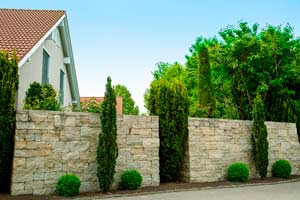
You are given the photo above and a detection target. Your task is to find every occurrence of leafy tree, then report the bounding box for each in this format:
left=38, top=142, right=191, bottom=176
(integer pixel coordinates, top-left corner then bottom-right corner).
left=162, top=62, right=185, bottom=81
left=24, top=82, right=61, bottom=111
left=152, top=62, right=171, bottom=80
left=197, top=44, right=216, bottom=117
left=97, top=77, right=118, bottom=192
left=145, top=21, right=300, bottom=136
left=218, top=22, right=300, bottom=121
left=115, top=84, right=139, bottom=115
left=144, top=62, right=185, bottom=112
left=149, top=79, right=189, bottom=182
left=185, top=37, right=238, bottom=119
left=252, top=94, right=268, bottom=178
left=0, top=51, right=18, bottom=192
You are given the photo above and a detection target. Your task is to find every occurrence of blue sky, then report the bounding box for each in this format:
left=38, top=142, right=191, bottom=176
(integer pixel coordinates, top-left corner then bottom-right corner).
left=2, top=1, right=300, bottom=112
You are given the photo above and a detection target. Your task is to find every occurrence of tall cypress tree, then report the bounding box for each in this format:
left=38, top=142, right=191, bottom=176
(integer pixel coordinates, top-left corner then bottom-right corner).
left=252, top=94, right=269, bottom=178
left=0, top=51, right=18, bottom=192
left=198, top=45, right=215, bottom=118
left=149, top=79, right=189, bottom=182
left=96, top=77, right=118, bottom=192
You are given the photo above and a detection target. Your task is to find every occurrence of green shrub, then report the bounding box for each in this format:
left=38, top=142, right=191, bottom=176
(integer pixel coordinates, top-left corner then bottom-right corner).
left=24, top=82, right=61, bottom=111
left=56, top=174, right=81, bottom=197
left=80, top=97, right=102, bottom=113
left=252, top=94, right=269, bottom=179
left=227, top=162, right=249, bottom=182
left=0, top=51, right=18, bottom=192
left=272, top=160, right=292, bottom=178
left=148, top=79, right=189, bottom=182
left=120, top=169, right=143, bottom=190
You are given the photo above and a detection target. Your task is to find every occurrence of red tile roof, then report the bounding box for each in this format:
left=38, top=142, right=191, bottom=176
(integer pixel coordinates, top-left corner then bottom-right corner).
left=80, top=97, right=123, bottom=115
left=0, top=9, right=65, bottom=61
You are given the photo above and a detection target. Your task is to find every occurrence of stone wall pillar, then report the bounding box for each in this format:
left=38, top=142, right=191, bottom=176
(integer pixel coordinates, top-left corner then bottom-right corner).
left=182, top=118, right=300, bottom=183
left=11, top=111, right=159, bottom=195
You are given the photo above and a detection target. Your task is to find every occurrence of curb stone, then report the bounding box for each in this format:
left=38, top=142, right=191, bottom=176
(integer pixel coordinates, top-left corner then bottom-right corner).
left=73, top=178, right=300, bottom=200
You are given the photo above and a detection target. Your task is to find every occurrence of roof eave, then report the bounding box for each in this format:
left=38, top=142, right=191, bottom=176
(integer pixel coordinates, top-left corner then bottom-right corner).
left=59, top=16, right=81, bottom=110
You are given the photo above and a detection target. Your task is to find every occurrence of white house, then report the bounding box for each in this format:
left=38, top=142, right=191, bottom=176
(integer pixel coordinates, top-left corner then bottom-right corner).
left=0, top=9, right=80, bottom=109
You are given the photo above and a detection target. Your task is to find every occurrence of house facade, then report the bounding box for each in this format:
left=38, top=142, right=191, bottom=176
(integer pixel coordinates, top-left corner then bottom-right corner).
left=0, top=9, right=80, bottom=109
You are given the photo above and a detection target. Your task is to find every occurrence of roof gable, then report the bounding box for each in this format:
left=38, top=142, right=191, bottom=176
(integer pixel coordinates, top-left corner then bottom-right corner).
left=0, top=9, right=65, bottom=61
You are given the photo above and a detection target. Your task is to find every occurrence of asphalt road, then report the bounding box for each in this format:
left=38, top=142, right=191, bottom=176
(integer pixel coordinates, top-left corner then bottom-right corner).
left=89, top=181, right=300, bottom=200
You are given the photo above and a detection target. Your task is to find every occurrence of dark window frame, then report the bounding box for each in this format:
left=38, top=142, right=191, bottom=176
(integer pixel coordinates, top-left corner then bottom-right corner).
left=42, top=49, right=50, bottom=84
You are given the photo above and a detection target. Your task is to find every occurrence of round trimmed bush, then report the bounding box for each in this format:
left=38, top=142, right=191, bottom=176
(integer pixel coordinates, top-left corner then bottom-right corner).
left=227, top=162, right=249, bottom=182
left=272, top=160, right=292, bottom=178
left=120, top=169, right=143, bottom=190
left=56, top=174, right=81, bottom=197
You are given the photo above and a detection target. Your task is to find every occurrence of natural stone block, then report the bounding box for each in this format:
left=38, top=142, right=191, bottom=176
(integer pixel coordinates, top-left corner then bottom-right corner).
left=81, top=127, right=98, bottom=137
left=60, top=127, right=80, bottom=141
left=13, top=158, right=25, bottom=169
left=16, top=112, right=29, bottom=122
left=63, top=115, right=76, bottom=126
left=35, top=121, right=54, bottom=130
left=33, top=172, right=45, bottom=181
left=11, top=183, right=24, bottom=190
left=62, top=151, right=80, bottom=160
left=25, top=181, right=45, bottom=190
left=11, top=189, right=33, bottom=195
left=15, top=149, right=51, bottom=158
left=16, top=122, right=36, bottom=129
left=54, top=115, right=62, bottom=127
left=26, top=157, right=45, bottom=169
left=33, top=188, right=52, bottom=195
left=44, top=171, right=65, bottom=181
left=12, top=171, right=33, bottom=182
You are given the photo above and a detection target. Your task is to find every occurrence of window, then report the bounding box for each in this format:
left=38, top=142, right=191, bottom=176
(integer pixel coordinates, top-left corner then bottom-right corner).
left=59, top=69, right=65, bottom=105
left=42, top=50, right=50, bottom=84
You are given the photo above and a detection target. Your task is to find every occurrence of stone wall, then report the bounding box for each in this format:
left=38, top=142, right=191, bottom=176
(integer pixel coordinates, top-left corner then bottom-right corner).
left=182, top=118, right=300, bottom=183
left=11, top=111, right=300, bottom=195
left=11, top=110, right=159, bottom=195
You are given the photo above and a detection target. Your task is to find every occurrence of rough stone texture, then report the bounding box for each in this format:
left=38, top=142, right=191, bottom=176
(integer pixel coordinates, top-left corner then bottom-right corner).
left=11, top=111, right=300, bottom=195
left=182, top=118, right=300, bottom=183
left=11, top=110, right=159, bottom=195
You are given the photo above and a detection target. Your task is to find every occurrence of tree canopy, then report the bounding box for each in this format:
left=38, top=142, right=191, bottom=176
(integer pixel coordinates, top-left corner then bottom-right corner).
left=145, top=22, right=300, bottom=132
left=115, top=84, right=139, bottom=115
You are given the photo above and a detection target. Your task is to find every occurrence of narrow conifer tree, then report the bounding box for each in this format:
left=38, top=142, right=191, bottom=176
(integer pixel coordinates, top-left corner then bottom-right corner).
left=0, top=51, right=18, bottom=192
left=198, top=45, right=216, bottom=117
left=96, top=77, right=118, bottom=192
left=252, top=94, right=269, bottom=178
left=149, top=79, right=189, bottom=182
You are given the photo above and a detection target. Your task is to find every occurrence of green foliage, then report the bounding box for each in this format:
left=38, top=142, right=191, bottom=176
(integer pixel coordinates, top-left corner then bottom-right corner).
left=81, top=97, right=102, bottom=113
left=97, top=77, right=118, bottom=192
left=24, top=82, right=61, bottom=111
left=227, top=163, right=249, bottom=182
left=120, top=169, right=143, bottom=190
left=115, top=84, right=139, bottom=115
left=149, top=79, right=189, bottom=182
left=152, top=62, right=171, bottom=80
left=56, top=174, right=81, bottom=197
left=145, top=62, right=186, bottom=113
left=218, top=22, right=300, bottom=121
left=272, top=160, right=292, bottom=178
left=145, top=22, right=300, bottom=133
left=0, top=51, right=18, bottom=192
left=252, top=94, right=269, bottom=178
left=197, top=44, right=216, bottom=117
